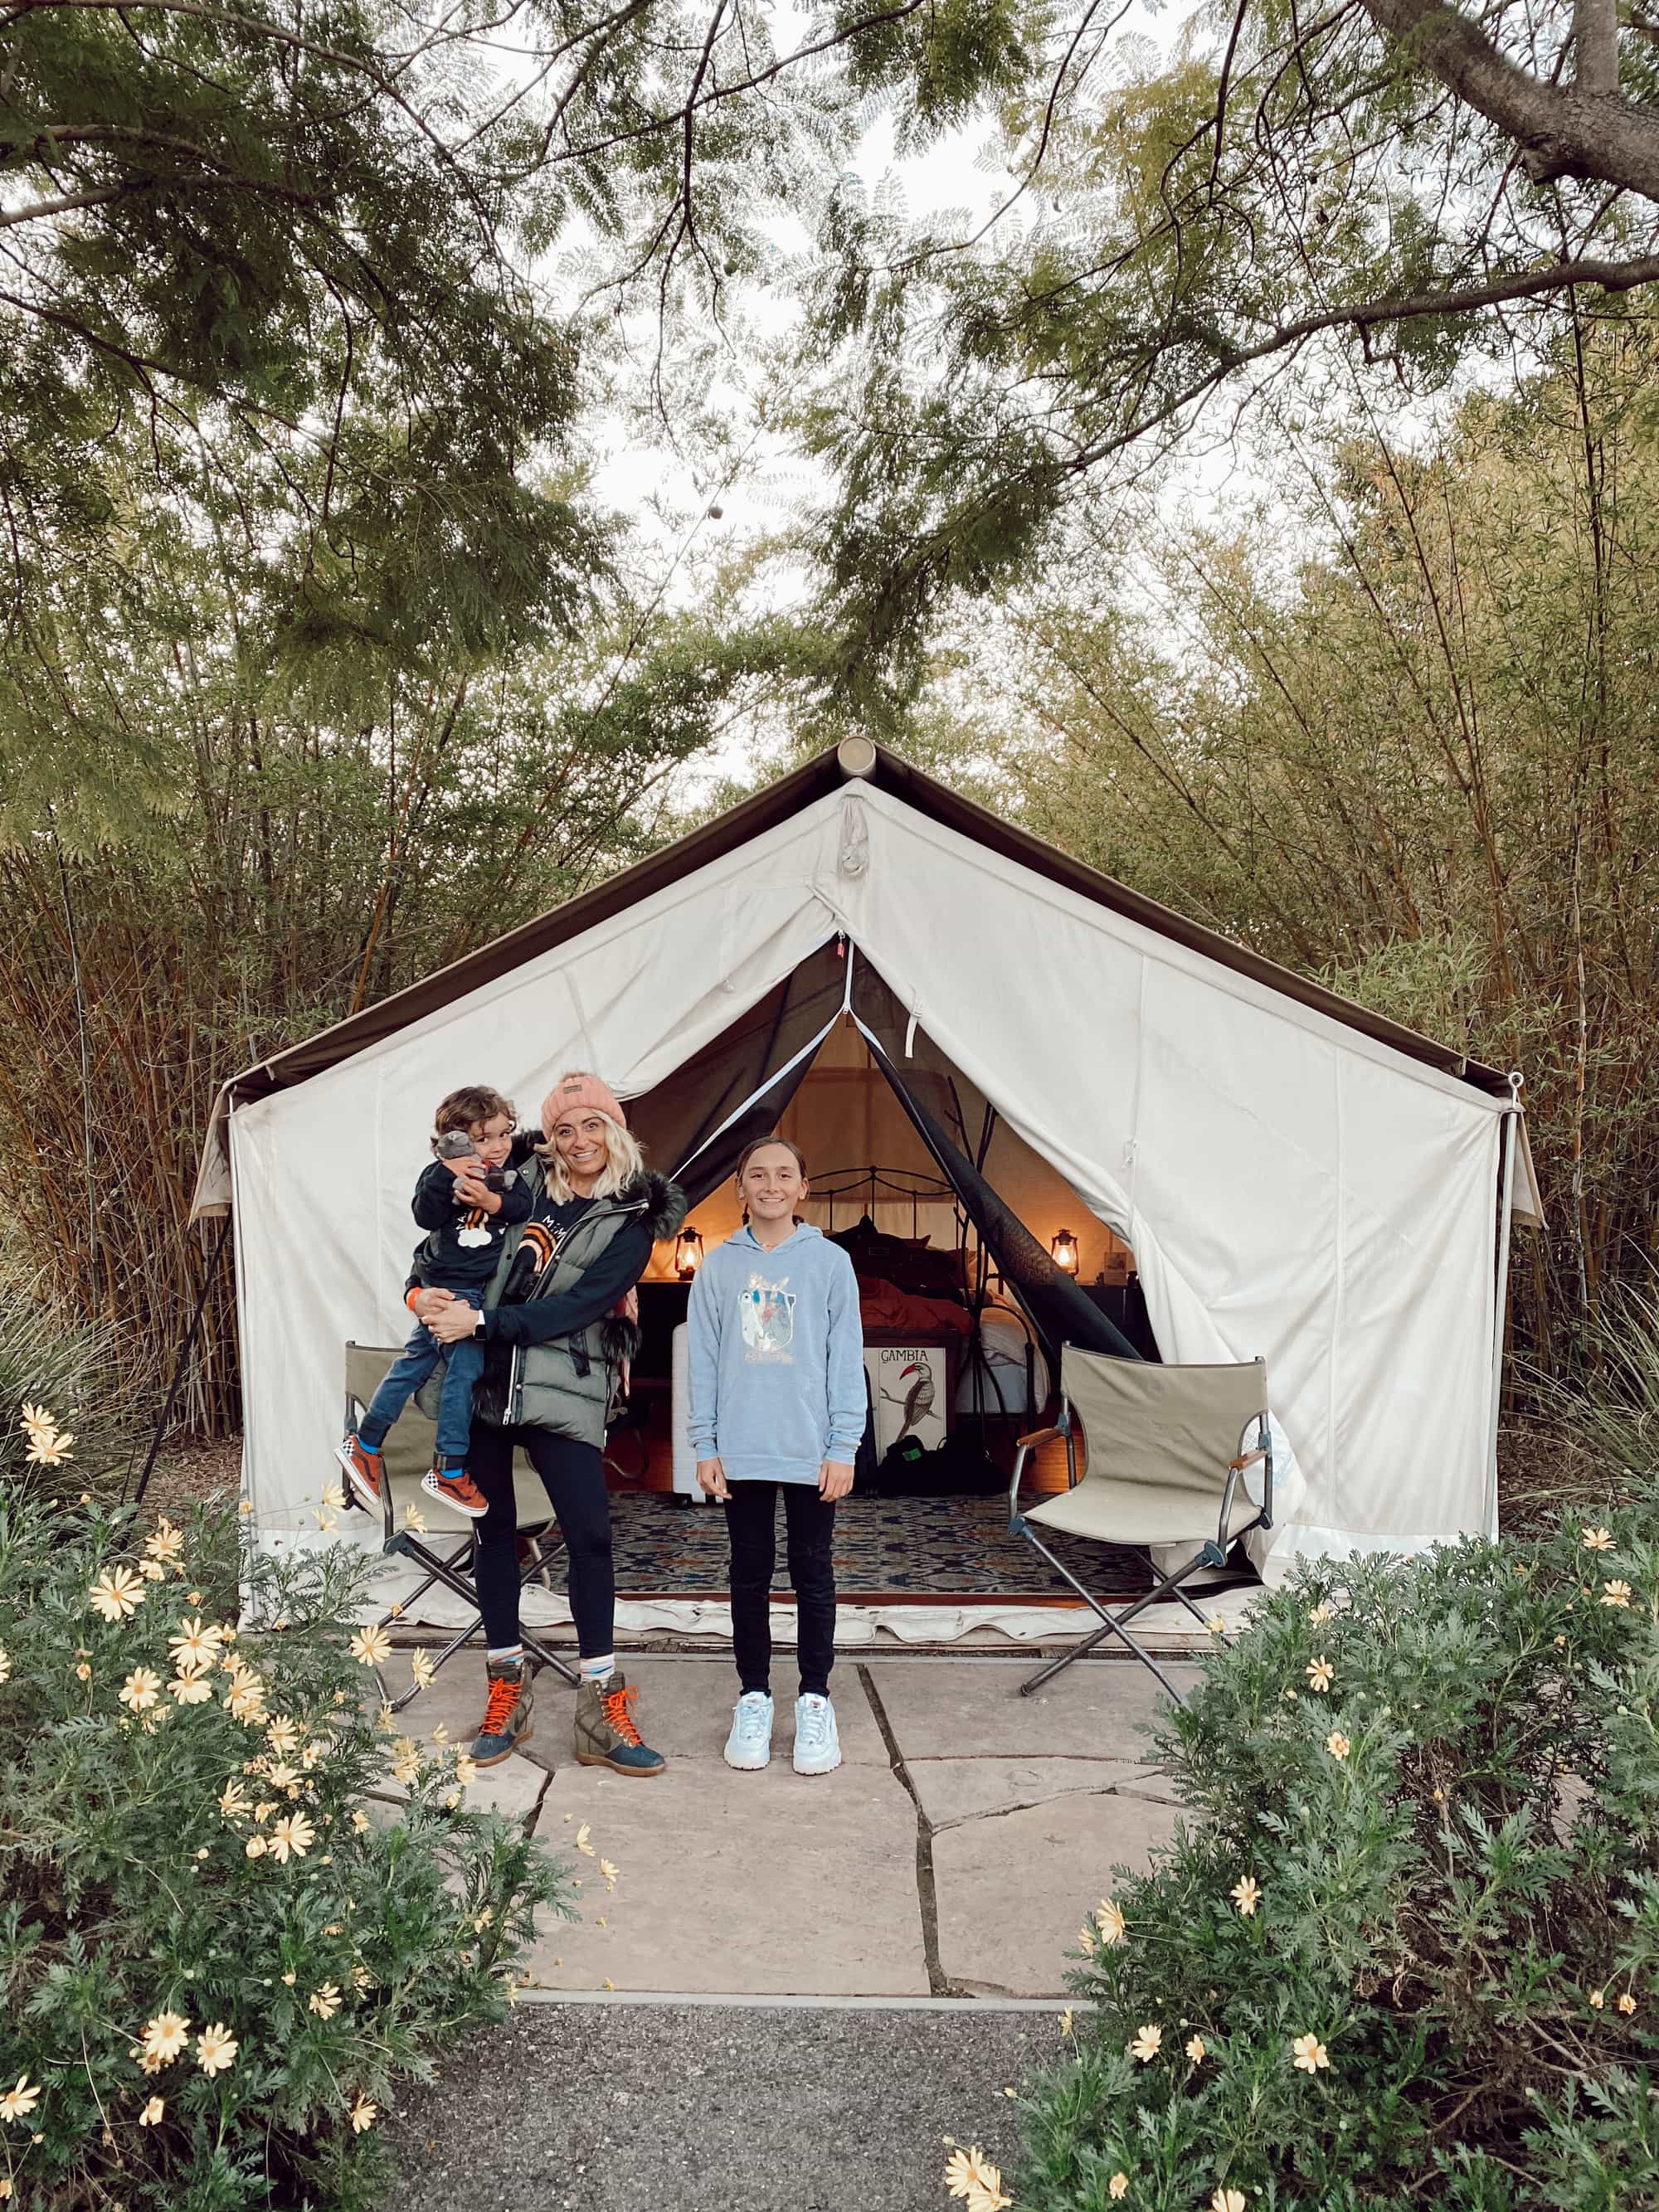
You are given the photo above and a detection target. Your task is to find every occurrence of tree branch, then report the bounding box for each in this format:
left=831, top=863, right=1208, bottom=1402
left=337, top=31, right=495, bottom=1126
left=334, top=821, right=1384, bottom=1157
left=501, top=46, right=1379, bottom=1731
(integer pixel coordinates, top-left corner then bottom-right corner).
left=1073, top=250, right=1659, bottom=470
left=1572, top=0, right=1619, bottom=96
left=1360, top=0, right=1652, bottom=192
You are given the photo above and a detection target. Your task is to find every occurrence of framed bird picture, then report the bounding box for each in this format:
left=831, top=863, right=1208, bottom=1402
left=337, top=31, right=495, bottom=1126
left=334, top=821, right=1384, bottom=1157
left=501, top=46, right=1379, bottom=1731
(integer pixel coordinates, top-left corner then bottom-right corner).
left=864, top=1336, right=956, bottom=1456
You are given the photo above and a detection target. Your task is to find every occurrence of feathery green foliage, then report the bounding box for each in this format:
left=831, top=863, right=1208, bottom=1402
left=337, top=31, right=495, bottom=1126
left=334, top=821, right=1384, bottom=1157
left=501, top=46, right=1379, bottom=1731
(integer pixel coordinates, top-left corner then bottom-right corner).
left=1012, top=1478, right=1659, bottom=2206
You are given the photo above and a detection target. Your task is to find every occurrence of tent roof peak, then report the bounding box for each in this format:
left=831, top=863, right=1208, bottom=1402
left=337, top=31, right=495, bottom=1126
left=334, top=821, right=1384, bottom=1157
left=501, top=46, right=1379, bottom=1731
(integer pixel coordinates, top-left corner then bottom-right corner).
left=210, top=738, right=1509, bottom=1116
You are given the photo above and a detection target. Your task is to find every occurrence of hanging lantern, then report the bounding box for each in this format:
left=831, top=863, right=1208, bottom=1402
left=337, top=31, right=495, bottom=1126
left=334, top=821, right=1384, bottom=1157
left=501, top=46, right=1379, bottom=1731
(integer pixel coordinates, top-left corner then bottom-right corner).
left=676, top=1228, right=704, bottom=1280
left=1050, top=1228, right=1079, bottom=1276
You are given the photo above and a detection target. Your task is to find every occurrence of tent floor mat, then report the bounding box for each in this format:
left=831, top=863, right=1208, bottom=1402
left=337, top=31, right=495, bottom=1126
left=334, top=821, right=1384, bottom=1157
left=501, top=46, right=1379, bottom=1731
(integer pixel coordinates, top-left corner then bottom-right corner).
left=604, top=1489, right=1155, bottom=1602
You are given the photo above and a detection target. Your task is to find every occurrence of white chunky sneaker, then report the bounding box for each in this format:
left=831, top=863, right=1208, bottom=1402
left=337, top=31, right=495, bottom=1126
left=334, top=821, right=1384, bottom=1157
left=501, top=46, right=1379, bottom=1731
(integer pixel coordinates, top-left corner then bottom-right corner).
left=792, top=1693, right=841, bottom=1777
left=723, top=1690, right=774, bottom=1770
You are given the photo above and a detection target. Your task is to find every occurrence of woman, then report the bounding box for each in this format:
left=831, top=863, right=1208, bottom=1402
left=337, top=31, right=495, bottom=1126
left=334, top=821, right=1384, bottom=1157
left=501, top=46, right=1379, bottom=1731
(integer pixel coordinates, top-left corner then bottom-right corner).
left=417, top=1070, right=684, bottom=1774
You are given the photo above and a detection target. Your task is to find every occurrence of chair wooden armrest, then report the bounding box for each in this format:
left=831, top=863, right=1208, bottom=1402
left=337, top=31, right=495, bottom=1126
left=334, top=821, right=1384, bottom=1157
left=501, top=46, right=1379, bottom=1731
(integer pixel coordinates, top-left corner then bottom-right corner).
left=1228, top=1447, right=1267, bottom=1472
left=1016, top=1425, right=1065, bottom=1452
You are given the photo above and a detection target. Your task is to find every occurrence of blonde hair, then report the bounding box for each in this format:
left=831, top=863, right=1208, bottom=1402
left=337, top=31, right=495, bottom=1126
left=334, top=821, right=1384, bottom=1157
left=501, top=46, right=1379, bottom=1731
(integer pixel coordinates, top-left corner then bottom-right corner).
left=537, top=1113, right=645, bottom=1203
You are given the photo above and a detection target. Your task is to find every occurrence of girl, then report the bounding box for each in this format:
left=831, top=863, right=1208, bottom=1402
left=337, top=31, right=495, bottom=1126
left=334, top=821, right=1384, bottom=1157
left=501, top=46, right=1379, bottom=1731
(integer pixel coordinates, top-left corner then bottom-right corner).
left=688, top=1135, right=865, bottom=1775
left=420, top=1070, right=684, bottom=1774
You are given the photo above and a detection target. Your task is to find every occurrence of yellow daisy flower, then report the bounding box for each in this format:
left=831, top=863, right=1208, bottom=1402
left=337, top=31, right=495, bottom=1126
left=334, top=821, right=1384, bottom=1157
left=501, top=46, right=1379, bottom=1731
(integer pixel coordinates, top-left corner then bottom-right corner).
left=349, top=1625, right=392, bottom=1667
left=1580, top=1526, right=1614, bottom=1551
left=119, top=1668, right=163, bottom=1713
left=144, top=1519, right=185, bottom=1564
left=1292, top=2032, right=1331, bottom=2073
left=139, top=2094, right=165, bottom=2126
left=139, top=2012, right=191, bottom=2066
left=1096, top=1897, right=1126, bottom=1945
left=1230, top=1876, right=1262, bottom=1917
left=268, top=1811, right=316, bottom=1864
left=1107, top=2177, right=1128, bottom=2201
left=1129, top=2024, right=1162, bottom=2063
left=0, top=2077, right=41, bottom=2124
left=89, top=1566, right=146, bottom=1622
left=350, top=2093, right=377, bottom=2133
left=1306, top=1655, right=1335, bottom=1693
left=1326, top=1732, right=1351, bottom=1760
left=1186, top=2035, right=1207, bottom=2061
left=169, top=1617, right=224, bottom=1673
left=195, top=2025, right=237, bottom=2076
left=308, top=1984, right=343, bottom=2020
left=1601, top=1581, right=1632, bottom=1609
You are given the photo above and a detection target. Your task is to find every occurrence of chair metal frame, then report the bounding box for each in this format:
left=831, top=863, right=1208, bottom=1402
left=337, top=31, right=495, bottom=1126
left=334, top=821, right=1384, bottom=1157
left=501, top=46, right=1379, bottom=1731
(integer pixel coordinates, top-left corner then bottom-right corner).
left=1008, top=1349, right=1272, bottom=1704
left=341, top=1362, right=580, bottom=1714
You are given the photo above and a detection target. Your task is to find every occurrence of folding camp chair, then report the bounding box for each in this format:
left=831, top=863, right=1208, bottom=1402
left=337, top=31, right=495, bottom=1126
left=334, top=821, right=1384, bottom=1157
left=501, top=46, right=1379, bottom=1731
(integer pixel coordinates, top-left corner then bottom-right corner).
left=342, top=1343, right=579, bottom=1713
left=1008, top=1347, right=1272, bottom=1704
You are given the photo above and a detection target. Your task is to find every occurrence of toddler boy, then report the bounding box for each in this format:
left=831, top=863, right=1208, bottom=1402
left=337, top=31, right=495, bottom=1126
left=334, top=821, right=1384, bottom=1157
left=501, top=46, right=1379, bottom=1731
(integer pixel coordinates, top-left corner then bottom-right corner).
left=337, top=1085, right=531, bottom=1519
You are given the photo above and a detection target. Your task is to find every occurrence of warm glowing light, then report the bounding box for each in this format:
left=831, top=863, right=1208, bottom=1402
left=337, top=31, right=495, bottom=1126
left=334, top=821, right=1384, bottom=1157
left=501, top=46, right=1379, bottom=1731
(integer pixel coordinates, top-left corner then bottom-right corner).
left=676, top=1228, right=704, bottom=1280
left=1050, top=1228, right=1079, bottom=1275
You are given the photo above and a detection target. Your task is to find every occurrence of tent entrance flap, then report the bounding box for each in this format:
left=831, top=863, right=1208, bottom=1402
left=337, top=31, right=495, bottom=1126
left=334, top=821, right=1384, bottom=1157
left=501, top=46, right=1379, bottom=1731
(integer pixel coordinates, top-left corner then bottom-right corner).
left=844, top=961, right=1141, bottom=1373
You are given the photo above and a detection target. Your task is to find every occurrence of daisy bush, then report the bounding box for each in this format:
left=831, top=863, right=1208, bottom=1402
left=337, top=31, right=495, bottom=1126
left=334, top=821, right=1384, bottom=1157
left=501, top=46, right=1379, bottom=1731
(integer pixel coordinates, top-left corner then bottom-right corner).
left=0, top=1455, right=571, bottom=2210
left=1006, top=1479, right=1659, bottom=2210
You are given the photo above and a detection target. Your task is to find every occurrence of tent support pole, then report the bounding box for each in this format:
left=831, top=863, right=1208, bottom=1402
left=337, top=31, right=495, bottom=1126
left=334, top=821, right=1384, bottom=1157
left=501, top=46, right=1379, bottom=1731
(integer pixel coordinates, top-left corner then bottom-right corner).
left=129, top=1218, right=231, bottom=1509
left=1485, top=1092, right=1520, bottom=1539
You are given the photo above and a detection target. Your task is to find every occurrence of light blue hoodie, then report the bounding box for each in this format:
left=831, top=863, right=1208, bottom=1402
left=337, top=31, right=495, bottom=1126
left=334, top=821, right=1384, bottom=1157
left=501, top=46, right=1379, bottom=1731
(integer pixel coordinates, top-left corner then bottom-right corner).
left=685, top=1222, right=866, bottom=1485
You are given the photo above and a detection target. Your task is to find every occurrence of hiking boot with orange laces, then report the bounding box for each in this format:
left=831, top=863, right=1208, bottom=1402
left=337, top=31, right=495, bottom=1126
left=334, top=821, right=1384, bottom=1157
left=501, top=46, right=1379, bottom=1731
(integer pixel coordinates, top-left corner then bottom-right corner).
left=470, top=1657, right=533, bottom=1767
left=421, top=1461, right=489, bottom=1520
left=574, top=1670, right=665, bottom=1777
left=335, top=1433, right=384, bottom=1511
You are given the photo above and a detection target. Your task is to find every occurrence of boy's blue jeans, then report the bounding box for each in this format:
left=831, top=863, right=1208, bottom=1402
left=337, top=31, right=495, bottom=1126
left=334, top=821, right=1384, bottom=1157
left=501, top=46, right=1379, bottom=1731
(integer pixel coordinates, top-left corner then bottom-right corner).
left=358, top=1305, right=484, bottom=1461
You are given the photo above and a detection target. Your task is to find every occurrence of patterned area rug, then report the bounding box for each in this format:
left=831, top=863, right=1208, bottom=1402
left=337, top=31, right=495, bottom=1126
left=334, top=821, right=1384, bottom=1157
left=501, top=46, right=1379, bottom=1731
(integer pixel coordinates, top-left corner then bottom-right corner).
left=607, top=1490, right=1153, bottom=1602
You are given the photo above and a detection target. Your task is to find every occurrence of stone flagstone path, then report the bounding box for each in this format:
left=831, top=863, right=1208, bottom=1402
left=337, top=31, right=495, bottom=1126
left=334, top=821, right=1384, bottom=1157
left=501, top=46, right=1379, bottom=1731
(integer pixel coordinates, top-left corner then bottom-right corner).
left=377, top=1650, right=1197, bottom=1998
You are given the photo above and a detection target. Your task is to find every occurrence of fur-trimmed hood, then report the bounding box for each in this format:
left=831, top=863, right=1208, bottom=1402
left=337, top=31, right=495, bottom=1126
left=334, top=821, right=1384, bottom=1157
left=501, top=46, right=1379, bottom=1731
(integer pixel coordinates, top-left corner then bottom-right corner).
left=597, top=1171, right=687, bottom=1369
left=616, top=1169, right=687, bottom=1244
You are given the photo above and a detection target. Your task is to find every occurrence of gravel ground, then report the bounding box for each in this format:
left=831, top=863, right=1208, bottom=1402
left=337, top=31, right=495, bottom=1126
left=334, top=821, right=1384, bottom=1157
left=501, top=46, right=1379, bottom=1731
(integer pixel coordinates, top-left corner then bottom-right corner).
left=128, top=1434, right=242, bottom=1524
left=385, top=2003, right=1052, bottom=2212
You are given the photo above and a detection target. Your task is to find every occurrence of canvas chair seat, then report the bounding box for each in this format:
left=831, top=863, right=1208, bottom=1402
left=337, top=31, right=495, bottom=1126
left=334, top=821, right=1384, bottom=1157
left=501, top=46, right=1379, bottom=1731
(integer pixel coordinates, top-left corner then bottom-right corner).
left=1025, top=1476, right=1263, bottom=1551
left=1010, top=1346, right=1272, bottom=1704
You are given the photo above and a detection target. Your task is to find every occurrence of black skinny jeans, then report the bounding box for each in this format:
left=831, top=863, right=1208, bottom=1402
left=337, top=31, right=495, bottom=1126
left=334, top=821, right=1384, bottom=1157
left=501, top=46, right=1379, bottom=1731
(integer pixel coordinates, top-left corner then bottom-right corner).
left=467, top=1424, right=614, bottom=1660
left=724, top=1479, right=837, bottom=1700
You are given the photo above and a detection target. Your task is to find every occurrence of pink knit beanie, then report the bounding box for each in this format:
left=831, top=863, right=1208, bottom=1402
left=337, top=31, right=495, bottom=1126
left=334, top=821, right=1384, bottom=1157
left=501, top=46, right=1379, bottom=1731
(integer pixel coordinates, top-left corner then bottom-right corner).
left=541, top=1069, right=628, bottom=1138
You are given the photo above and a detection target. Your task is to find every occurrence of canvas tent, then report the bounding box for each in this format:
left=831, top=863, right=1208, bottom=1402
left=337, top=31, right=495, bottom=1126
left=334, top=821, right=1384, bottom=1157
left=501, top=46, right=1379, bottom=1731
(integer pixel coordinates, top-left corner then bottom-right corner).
left=192, top=738, right=1538, bottom=1585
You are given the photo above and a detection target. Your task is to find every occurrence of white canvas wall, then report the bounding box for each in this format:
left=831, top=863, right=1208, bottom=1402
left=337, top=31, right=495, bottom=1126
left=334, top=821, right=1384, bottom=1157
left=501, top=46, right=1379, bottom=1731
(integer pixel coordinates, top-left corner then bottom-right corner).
left=226, top=778, right=1513, bottom=1582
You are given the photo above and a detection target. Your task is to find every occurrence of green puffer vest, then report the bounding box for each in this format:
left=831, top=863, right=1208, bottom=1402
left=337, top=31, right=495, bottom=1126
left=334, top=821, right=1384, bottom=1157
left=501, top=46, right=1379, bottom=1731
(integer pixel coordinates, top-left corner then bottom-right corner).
left=467, top=1160, right=684, bottom=1447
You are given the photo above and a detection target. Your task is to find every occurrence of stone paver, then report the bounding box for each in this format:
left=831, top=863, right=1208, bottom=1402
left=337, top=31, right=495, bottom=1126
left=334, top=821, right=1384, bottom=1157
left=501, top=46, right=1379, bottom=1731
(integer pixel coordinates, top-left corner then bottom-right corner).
left=907, top=1755, right=1147, bottom=1830
left=932, top=1791, right=1185, bottom=1996
left=868, top=1657, right=1197, bottom=1763
left=369, top=1647, right=1197, bottom=2003
left=522, top=1757, right=929, bottom=1996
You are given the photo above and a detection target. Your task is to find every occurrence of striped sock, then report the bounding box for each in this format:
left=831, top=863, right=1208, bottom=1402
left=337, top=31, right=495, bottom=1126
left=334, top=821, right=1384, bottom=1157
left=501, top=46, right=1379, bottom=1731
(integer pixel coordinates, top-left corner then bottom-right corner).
left=579, top=1654, right=615, bottom=1685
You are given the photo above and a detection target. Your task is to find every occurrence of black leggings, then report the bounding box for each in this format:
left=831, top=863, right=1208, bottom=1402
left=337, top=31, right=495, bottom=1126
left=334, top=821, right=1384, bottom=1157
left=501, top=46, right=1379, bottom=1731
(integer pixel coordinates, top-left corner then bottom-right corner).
left=468, top=1425, right=614, bottom=1660
left=725, top=1479, right=837, bottom=1700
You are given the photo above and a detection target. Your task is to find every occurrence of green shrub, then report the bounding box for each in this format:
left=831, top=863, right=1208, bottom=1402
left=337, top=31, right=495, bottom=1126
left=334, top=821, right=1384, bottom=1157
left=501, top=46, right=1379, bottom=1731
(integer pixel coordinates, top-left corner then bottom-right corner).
left=0, top=1456, right=571, bottom=2210
left=1010, top=1489, right=1659, bottom=2210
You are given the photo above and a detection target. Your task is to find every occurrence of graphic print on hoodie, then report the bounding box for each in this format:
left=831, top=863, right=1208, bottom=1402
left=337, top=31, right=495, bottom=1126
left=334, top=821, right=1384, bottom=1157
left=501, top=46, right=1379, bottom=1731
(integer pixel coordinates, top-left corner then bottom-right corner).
left=686, top=1222, right=866, bottom=1484
left=739, top=1272, right=796, bottom=1359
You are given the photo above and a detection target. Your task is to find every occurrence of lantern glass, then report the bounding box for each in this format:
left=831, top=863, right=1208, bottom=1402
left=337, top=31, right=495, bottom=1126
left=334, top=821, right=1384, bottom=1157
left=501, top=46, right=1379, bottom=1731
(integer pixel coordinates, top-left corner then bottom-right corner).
left=1050, top=1228, right=1078, bottom=1275
left=676, top=1228, right=703, bottom=1280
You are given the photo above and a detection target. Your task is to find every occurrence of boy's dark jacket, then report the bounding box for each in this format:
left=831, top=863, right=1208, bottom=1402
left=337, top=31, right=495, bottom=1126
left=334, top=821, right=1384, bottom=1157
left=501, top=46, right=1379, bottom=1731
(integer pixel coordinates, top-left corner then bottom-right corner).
left=408, top=1159, right=533, bottom=1296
